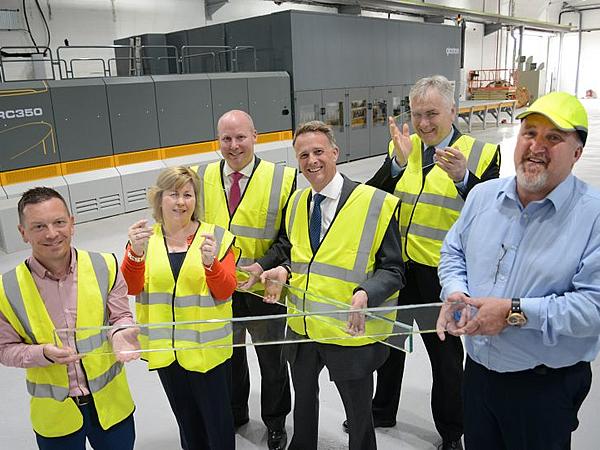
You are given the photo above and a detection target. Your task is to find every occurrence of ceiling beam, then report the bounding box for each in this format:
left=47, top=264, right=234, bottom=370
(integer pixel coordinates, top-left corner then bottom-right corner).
left=269, top=0, right=572, bottom=33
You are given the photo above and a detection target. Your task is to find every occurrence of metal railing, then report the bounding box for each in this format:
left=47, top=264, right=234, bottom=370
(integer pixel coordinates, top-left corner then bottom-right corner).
left=0, top=42, right=257, bottom=82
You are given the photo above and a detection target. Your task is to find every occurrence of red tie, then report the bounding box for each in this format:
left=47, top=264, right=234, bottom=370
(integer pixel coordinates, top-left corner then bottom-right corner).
left=229, top=172, right=243, bottom=215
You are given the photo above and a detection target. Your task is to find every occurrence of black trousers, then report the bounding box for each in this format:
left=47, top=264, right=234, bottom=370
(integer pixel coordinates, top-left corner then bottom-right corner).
left=464, top=356, right=592, bottom=450
left=231, top=291, right=291, bottom=430
left=288, top=342, right=377, bottom=450
left=157, top=360, right=235, bottom=450
left=372, top=262, right=464, bottom=441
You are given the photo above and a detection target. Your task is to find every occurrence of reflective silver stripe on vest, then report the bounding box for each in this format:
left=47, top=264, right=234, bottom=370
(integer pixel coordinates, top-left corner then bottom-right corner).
left=87, top=360, right=123, bottom=393
left=400, top=192, right=463, bottom=213
left=288, top=292, right=302, bottom=309
left=140, top=323, right=232, bottom=344
left=196, top=164, right=209, bottom=220
left=237, top=257, right=254, bottom=267
left=2, top=268, right=37, bottom=344
left=291, top=189, right=387, bottom=282
left=289, top=293, right=397, bottom=321
left=230, top=163, right=287, bottom=240
left=466, top=139, right=486, bottom=174
left=87, top=252, right=110, bottom=318
left=26, top=380, right=69, bottom=400
left=76, top=329, right=109, bottom=354
left=175, top=295, right=230, bottom=308
left=286, top=190, right=304, bottom=238
left=141, top=292, right=228, bottom=308
left=407, top=223, right=448, bottom=242
left=213, top=225, right=226, bottom=253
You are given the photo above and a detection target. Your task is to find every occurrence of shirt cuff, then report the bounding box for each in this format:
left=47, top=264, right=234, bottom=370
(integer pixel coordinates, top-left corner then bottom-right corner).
left=108, top=318, right=136, bottom=339
left=390, top=157, right=406, bottom=177
left=440, top=281, right=469, bottom=301
left=520, top=297, right=543, bottom=331
left=34, top=344, right=53, bottom=367
left=454, top=170, right=469, bottom=192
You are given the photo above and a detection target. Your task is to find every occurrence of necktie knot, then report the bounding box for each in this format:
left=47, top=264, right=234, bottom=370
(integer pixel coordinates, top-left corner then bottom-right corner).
left=231, top=171, right=243, bottom=183
left=313, top=193, right=325, bottom=207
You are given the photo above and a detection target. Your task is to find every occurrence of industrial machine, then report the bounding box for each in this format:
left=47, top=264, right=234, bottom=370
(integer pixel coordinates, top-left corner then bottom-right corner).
left=0, top=10, right=461, bottom=253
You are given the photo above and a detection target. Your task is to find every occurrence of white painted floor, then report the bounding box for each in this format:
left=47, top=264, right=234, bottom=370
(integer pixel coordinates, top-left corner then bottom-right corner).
left=1, top=99, right=600, bottom=449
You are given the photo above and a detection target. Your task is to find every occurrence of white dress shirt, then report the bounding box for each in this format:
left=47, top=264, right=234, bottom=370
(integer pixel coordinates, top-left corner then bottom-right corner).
left=223, top=156, right=255, bottom=201
left=310, top=172, right=344, bottom=241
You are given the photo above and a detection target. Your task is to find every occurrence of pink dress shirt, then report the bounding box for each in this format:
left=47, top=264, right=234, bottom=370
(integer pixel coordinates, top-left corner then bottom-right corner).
left=0, top=248, right=134, bottom=397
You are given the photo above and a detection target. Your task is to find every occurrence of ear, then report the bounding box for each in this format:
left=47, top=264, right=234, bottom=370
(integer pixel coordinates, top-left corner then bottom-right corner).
left=333, top=146, right=339, bottom=162
left=18, top=224, right=28, bottom=243
left=574, top=146, right=583, bottom=163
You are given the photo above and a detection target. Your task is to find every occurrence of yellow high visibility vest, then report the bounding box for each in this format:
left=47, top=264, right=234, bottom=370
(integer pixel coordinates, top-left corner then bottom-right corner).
left=388, top=134, right=497, bottom=266
left=136, top=222, right=235, bottom=372
left=0, top=250, right=134, bottom=438
left=285, top=184, right=400, bottom=346
left=193, top=159, right=296, bottom=290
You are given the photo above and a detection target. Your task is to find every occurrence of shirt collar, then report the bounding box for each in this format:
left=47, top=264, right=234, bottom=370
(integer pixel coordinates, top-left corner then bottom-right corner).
left=28, top=247, right=76, bottom=280
left=498, top=174, right=575, bottom=211
left=312, top=172, right=343, bottom=201
left=224, top=156, right=255, bottom=179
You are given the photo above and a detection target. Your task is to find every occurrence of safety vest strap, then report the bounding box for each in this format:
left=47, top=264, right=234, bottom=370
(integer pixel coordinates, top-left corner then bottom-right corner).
left=401, top=223, right=449, bottom=242
left=2, top=268, right=37, bottom=344
left=400, top=192, right=464, bottom=212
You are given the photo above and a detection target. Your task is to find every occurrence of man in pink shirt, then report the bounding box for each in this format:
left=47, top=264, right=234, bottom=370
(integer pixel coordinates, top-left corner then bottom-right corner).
left=0, top=187, right=139, bottom=450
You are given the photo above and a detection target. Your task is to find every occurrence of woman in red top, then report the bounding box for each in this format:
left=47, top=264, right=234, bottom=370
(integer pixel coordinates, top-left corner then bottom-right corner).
left=121, top=166, right=236, bottom=450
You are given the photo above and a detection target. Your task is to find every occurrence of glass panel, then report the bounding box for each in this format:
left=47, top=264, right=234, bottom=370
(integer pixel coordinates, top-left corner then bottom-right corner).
left=372, top=97, right=387, bottom=126
left=324, top=101, right=344, bottom=130
left=299, top=104, right=319, bottom=124
left=350, top=99, right=367, bottom=129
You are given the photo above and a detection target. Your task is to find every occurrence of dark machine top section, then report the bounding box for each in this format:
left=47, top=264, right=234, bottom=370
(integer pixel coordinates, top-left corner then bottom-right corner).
left=116, top=10, right=461, bottom=91
left=0, top=72, right=291, bottom=172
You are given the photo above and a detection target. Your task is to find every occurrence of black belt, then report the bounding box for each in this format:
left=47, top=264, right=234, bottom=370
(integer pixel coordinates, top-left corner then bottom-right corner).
left=531, top=361, right=589, bottom=376
left=71, top=394, right=93, bottom=406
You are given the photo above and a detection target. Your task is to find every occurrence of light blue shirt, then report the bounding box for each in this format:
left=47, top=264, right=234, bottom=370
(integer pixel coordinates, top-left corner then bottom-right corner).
left=390, top=128, right=469, bottom=191
left=439, top=174, right=600, bottom=372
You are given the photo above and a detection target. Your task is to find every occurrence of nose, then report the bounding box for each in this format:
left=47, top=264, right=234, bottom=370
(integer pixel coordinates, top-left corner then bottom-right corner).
left=46, top=224, right=59, bottom=239
left=530, top=135, right=547, bottom=153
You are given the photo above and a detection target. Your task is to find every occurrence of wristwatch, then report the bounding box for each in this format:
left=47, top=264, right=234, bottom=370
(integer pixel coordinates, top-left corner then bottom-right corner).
left=506, top=298, right=527, bottom=326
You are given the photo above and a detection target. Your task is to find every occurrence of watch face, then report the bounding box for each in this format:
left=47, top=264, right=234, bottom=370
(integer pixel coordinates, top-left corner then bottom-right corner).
left=507, top=312, right=527, bottom=326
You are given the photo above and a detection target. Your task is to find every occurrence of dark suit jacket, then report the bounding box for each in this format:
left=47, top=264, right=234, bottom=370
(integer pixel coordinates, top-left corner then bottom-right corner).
left=259, top=174, right=405, bottom=381
left=367, top=125, right=501, bottom=199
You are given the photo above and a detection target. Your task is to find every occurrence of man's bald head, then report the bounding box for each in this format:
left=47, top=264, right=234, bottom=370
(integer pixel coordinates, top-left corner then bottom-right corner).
left=217, top=110, right=257, bottom=171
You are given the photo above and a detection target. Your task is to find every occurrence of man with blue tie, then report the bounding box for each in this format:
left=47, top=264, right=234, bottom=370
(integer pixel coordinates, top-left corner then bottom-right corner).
left=258, top=120, right=405, bottom=450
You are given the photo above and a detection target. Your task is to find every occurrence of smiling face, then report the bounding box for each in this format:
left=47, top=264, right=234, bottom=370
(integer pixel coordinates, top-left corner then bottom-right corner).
left=18, top=198, right=74, bottom=269
left=218, top=111, right=257, bottom=172
left=514, top=114, right=583, bottom=204
left=161, top=181, right=197, bottom=227
left=294, top=131, right=339, bottom=192
left=410, top=88, right=456, bottom=147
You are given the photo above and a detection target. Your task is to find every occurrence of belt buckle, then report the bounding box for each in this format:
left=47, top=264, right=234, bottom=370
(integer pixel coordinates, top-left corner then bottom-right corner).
left=73, top=395, right=91, bottom=406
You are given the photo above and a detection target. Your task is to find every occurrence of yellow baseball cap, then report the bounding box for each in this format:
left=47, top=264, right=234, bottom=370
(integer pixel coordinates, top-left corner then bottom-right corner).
left=516, top=91, right=588, bottom=145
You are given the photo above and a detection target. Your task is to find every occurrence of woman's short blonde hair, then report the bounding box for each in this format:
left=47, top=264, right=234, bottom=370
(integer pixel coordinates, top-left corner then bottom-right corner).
left=147, top=166, right=201, bottom=224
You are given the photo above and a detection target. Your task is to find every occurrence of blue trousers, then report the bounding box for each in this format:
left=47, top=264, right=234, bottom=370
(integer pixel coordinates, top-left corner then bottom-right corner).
left=35, top=402, right=135, bottom=450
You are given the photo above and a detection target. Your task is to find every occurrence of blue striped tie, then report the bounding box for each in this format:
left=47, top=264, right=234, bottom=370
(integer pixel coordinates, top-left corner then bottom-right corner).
left=309, top=193, right=325, bottom=252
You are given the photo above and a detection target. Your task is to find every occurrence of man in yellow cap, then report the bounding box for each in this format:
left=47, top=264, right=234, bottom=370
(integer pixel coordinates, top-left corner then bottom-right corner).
left=435, top=91, right=600, bottom=449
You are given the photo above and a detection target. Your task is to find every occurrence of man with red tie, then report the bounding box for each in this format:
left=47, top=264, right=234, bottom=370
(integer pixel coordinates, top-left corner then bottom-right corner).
left=193, top=110, right=296, bottom=450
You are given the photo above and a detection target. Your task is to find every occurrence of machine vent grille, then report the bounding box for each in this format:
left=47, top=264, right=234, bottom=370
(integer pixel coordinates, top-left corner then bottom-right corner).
left=99, top=193, right=122, bottom=210
left=75, top=198, right=99, bottom=214
left=127, top=188, right=147, bottom=205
